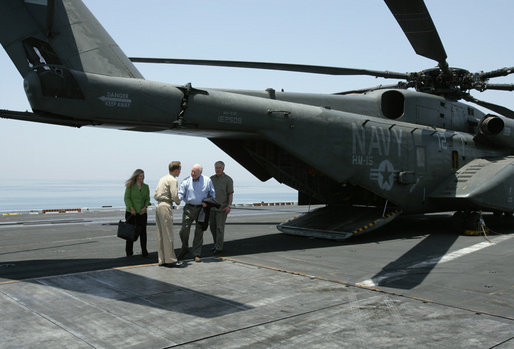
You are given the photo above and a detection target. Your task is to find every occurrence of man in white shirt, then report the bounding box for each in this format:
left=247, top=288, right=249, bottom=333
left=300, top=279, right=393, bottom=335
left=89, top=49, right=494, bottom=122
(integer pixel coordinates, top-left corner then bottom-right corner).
left=177, top=164, right=215, bottom=262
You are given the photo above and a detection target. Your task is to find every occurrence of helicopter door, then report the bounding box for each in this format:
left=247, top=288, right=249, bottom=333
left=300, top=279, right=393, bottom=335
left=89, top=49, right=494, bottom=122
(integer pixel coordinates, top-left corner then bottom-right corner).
left=451, top=105, right=468, bottom=129
left=416, top=146, right=426, bottom=172
left=452, top=150, right=459, bottom=170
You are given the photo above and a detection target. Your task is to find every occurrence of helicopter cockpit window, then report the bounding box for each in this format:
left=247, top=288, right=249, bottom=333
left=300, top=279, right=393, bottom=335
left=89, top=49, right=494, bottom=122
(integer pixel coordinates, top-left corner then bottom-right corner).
left=381, top=90, right=404, bottom=119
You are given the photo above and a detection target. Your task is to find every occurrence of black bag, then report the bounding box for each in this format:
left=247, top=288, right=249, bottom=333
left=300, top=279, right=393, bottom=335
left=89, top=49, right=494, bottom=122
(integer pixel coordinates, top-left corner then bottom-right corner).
left=198, top=197, right=221, bottom=231
left=117, top=219, right=138, bottom=241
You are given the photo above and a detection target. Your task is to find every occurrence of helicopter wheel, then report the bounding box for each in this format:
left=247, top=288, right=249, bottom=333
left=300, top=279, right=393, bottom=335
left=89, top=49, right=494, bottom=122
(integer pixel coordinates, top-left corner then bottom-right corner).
left=451, top=211, right=465, bottom=232
left=465, top=211, right=482, bottom=230
left=452, top=211, right=486, bottom=235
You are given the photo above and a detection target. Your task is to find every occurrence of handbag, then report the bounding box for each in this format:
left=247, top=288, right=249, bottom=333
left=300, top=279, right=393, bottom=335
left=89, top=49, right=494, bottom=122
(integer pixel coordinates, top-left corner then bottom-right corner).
left=117, top=218, right=138, bottom=241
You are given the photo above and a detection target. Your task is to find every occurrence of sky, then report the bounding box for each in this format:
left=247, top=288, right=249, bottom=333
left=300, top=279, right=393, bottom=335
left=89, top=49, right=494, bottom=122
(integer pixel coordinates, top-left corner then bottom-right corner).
left=1, top=0, right=513, bottom=188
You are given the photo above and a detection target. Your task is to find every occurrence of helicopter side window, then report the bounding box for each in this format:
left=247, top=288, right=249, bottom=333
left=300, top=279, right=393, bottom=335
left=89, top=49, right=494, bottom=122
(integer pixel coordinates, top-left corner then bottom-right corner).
left=22, top=37, right=62, bottom=67
left=381, top=90, right=404, bottom=119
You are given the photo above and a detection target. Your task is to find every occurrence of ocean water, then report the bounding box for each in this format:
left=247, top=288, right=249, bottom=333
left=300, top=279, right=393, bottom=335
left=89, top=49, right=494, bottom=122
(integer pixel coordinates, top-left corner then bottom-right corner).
left=0, top=179, right=297, bottom=212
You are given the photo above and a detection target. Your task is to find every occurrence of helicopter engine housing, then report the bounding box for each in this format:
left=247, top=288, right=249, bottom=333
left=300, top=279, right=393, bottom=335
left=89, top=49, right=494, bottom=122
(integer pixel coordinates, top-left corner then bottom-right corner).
left=476, top=114, right=514, bottom=150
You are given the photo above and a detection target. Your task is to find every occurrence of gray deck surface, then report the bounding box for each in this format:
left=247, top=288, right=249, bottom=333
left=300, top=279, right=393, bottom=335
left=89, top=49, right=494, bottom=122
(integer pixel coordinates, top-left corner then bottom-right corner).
left=0, top=206, right=512, bottom=348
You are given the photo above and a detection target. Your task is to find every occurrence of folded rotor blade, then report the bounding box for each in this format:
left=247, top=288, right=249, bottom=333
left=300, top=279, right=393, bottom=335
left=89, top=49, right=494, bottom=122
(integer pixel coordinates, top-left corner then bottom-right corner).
left=483, top=84, right=514, bottom=92
left=129, top=57, right=408, bottom=80
left=462, top=94, right=514, bottom=119
left=334, top=83, right=405, bottom=95
left=0, top=109, right=95, bottom=127
left=46, top=0, right=55, bottom=36
left=384, top=0, right=447, bottom=66
left=480, top=67, right=514, bottom=79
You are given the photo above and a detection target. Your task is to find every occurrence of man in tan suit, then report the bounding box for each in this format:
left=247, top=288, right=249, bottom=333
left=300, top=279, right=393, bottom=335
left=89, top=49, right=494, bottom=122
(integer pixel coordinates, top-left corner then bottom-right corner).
left=154, top=161, right=182, bottom=267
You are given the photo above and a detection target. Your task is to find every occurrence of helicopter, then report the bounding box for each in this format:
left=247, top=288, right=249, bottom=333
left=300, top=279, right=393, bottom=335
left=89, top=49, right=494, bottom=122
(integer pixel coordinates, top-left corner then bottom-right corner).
left=0, top=0, right=513, bottom=239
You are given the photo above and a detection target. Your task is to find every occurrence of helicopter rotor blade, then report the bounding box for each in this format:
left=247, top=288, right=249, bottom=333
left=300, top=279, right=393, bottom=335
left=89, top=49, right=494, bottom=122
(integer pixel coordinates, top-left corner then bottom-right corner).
left=384, top=0, right=447, bottom=68
left=462, top=94, right=514, bottom=119
left=129, top=57, right=409, bottom=80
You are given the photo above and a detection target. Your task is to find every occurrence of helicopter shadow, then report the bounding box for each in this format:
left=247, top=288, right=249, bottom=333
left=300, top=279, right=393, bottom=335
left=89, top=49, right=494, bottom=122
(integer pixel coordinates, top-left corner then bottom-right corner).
left=363, top=232, right=459, bottom=290
left=220, top=213, right=469, bottom=290
left=361, top=213, right=514, bottom=289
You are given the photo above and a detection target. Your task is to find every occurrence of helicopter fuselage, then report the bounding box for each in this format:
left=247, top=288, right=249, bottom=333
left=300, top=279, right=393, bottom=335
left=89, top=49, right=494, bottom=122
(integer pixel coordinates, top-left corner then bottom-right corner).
left=23, top=66, right=513, bottom=214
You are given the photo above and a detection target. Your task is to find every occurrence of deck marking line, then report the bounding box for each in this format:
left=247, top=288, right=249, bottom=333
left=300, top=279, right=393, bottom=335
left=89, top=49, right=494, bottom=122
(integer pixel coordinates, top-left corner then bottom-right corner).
left=358, top=234, right=513, bottom=287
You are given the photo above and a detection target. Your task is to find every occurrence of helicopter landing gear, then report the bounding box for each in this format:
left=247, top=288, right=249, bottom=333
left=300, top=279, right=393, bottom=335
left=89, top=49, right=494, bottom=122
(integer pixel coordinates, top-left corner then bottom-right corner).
left=493, top=210, right=514, bottom=219
left=452, top=211, right=489, bottom=236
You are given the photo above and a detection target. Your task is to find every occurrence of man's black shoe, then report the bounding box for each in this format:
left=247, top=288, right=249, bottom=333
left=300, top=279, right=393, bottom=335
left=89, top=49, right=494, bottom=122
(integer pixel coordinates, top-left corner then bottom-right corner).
left=159, top=261, right=183, bottom=268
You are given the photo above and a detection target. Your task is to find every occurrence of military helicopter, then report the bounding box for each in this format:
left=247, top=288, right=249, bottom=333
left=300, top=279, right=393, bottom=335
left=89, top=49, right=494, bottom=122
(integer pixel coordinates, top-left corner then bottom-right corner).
left=0, top=0, right=513, bottom=239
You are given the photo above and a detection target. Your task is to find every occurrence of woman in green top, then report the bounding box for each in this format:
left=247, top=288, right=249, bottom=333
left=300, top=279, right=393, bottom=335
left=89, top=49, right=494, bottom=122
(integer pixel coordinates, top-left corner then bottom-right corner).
left=124, top=169, right=151, bottom=257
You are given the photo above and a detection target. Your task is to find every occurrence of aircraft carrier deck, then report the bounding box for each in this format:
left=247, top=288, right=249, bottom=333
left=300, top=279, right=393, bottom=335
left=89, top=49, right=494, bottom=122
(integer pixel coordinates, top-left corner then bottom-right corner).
left=0, top=205, right=512, bottom=348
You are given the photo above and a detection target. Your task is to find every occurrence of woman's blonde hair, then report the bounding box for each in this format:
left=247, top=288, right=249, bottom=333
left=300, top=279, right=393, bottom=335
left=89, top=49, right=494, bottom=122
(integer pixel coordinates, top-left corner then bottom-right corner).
left=125, top=169, right=144, bottom=187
